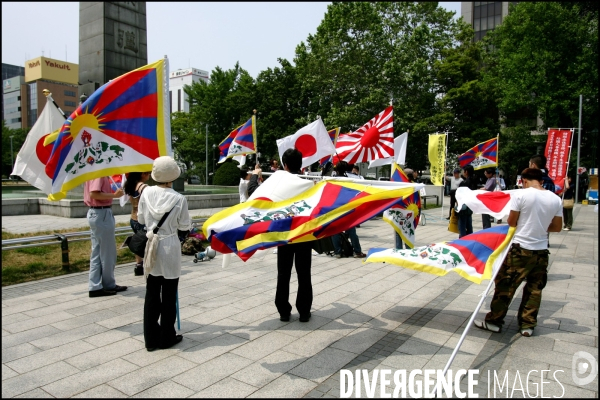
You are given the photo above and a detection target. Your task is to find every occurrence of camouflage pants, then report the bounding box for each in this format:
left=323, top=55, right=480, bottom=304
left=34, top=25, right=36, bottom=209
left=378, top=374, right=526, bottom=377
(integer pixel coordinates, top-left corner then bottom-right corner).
left=485, top=244, right=549, bottom=329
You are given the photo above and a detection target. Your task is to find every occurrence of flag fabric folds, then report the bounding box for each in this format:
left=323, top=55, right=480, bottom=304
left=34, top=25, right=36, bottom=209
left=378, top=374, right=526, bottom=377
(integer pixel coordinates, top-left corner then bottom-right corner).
left=369, top=131, right=408, bottom=169
left=276, top=119, right=335, bottom=169
left=335, top=106, right=394, bottom=165
left=12, top=94, right=65, bottom=193
left=365, top=225, right=516, bottom=284
left=544, top=129, right=573, bottom=194
left=458, top=137, right=498, bottom=170
left=319, top=127, right=340, bottom=166
left=382, top=163, right=421, bottom=248
left=218, top=116, right=257, bottom=163
left=44, top=58, right=171, bottom=200
left=202, top=179, right=422, bottom=261
left=428, top=134, right=446, bottom=186
left=455, top=187, right=518, bottom=219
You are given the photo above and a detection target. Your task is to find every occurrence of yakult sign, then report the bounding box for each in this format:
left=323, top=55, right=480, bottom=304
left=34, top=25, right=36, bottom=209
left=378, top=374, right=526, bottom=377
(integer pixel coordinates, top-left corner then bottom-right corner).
left=25, top=56, right=78, bottom=85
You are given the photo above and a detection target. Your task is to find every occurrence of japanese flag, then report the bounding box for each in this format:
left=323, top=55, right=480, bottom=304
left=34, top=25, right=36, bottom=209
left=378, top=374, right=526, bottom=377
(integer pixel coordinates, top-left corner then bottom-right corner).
left=455, top=187, right=519, bottom=219
left=276, top=119, right=335, bottom=169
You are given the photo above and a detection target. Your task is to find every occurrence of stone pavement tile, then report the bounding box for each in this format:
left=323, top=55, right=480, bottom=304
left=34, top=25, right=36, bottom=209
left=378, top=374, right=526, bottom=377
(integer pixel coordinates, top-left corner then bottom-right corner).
left=65, top=338, right=145, bottom=370
left=178, top=333, right=248, bottom=365
left=558, top=323, right=598, bottom=337
left=2, top=364, right=19, bottom=381
left=30, top=322, right=108, bottom=350
left=1, top=325, right=62, bottom=350
left=82, top=328, right=133, bottom=348
left=542, top=365, right=599, bottom=393
left=172, top=353, right=253, bottom=392
left=339, top=289, right=381, bottom=306
left=186, top=304, right=245, bottom=325
left=64, top=297, right=129, bottom=316
left=429, top=312, right=468, bottom=327
left=2, top=290, right=63, bottom=306
left=229, top=304, right=280, bottom=325
left=278, top=315, right=332, bottom=338
left=2, top=361, right=80, bottom=398
left=283, top=330, right=344, bottom=358
left=96, top=310, right=143, bottom=330
left=411, top=328, right=453, bottom=347
left=14, top=388, right=54, bottom=398
left=289, top=347, right=357, bottom=383
left=2, top=329, right=10, bottom=337
left=396, top=338, right=442, bottom=358
left=379, top=352, right=431, bottom=370
left=129, top=380, right=196, bottom=398
left=232, top=350, right=306, bottom=388
left=229, top=315, right=293, bottom=341
left=320, top=312, right=373, bottom=337
left=3, top=311, right=74, bottom=334
left=183, top=318, right=244, bottom=343
left=353, top=300, right=395, bottom=319
left=247, top=372, right=317, bottom=398
left=553, top=339, right=598, bottom=357
left=6, top=340, right=95, bottom=374
left=534, top=326, right=596, bottom=347
left=440, top=337, right=486, bottom=356
left=231, top=331, right=297, bottom=361
left=121, top=337, right=199, bottom=368
left=108, top=355, right=197, bottom=396
left=72, top=384, right=128, bottom=398
left=190, top=377, right=258, bottom=398
left=22, top=299, right=88, bottom=318
left=313, top=303, right=357, bottom=321
left=312, top=290, right=351, bottom=308
left=422, top=352, right=475, bottom=371
left=50, top=309, right=120, bottom=331
left=330, top=327, right=387, bottom=355
left=1, top=342, right=42, bottom=364
left=1, top=300, right=48, bottom=317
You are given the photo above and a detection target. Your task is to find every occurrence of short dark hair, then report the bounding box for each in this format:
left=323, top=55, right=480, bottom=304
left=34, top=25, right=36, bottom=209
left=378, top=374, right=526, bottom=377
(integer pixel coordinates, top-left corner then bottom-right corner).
left=530, top=155, right=547, bottom=169
left=282, top=148, right=302, bottom=173
left=240, top=167, right=250, bottom=179
left=334, top=161, right=350, bottom=174
left=351, top=165, right=359, bottom=172
left=124, top=172, right=143, bottom=196
left=462, top=165, right=474, bottom=177
left=521, top=168, right=543, bottom=183
left=485, top=168, right=496, bottom=175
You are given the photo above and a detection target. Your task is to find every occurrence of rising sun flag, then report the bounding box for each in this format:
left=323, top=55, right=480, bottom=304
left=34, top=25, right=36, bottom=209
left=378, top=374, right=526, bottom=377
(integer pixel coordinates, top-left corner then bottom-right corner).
left=44, top=58, right=171, bottom=200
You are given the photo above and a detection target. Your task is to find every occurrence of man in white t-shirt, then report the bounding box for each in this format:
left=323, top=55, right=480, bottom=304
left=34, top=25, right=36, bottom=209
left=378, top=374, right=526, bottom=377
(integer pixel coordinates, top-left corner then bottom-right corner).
left=475, top=168, right=562, bottom=337
left=445, top=168, right=464, bottom=220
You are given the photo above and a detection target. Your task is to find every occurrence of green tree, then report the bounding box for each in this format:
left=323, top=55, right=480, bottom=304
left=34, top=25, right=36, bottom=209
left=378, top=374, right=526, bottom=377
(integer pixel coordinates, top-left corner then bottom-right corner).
left=484, top=2, right=598, bottom=167
left=171, top=111, right=206, bottom=180
left=213, top=159, right=241, bottom=186
left=2, top=120, right=29, bottom=178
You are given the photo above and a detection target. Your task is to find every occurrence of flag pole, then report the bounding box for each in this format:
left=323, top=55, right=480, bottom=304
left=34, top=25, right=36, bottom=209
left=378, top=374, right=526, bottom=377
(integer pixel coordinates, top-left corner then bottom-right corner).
left=441, top=132, right=448, bottom=219
left=562, top=129, right=576, bottom=202
left=205, top=124, right=209, bottom=185
left=43, top=90, right=68, bottom=120
left=496, top=134, right=501, bottom=191
left=253, top=109, right=258, bottom=167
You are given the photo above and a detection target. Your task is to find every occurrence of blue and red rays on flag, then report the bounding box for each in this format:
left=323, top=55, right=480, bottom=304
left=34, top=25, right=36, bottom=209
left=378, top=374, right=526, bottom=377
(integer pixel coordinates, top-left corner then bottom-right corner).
left=202, top=180, right=419, bottom=261
left=458, top=137, right=498, bottom=171
left=365, top=225, right=516, bottom=284
left=218, top=116, right=257, bottom=163
left=44, top=58, right=171, bottom=200
left=319, top=127, right=340, bottom=167
left=382, top=163, right=422, bottom=247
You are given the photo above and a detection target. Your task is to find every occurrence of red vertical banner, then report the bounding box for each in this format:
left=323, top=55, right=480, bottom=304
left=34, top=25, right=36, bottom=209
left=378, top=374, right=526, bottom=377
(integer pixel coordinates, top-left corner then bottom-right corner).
left=544, top=129, right=573, bottom=193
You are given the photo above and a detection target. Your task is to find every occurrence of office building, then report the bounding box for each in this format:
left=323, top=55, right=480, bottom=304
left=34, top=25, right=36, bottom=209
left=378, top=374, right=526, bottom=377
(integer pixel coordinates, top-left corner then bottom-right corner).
left=169, top=68, right=209, bottom=113
left=2, top=63, right=25, bottom=123
left=461, top=2, right=514, bottom=41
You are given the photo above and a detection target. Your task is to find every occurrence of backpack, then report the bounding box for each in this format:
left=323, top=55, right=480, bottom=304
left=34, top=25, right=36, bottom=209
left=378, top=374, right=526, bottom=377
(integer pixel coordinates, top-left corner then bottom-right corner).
left=182, top=237, right=205, bottom=255
left=339, top=232, right=354, bottom=257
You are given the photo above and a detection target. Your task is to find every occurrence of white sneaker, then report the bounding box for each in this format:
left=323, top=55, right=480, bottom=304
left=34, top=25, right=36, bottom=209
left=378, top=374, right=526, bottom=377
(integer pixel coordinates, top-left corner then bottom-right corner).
left=473, top=319, right=500, bottom=333
left=520, top=328, right=533, bottom=337
left=272, top=249, right=278, bottom=254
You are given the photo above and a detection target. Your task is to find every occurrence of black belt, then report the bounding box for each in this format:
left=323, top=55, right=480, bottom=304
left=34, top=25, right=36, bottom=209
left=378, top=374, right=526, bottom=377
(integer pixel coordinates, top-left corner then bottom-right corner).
left=512, top=243, right=547, bottom=254
left=90, top=206, right=112, bottom=209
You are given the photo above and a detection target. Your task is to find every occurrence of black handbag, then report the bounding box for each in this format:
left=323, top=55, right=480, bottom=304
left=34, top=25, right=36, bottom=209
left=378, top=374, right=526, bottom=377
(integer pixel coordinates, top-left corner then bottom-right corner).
left=128, top=208, right=174, bottom=257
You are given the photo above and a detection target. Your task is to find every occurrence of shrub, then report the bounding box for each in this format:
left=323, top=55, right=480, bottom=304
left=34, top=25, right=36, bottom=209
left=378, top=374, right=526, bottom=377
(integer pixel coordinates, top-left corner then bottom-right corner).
left=213, top=160, right=240, bottom=186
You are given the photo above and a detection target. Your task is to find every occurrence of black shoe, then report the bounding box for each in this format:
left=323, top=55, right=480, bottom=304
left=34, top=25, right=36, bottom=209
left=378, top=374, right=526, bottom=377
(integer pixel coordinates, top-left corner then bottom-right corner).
left=89, top=289, right=116, bottom=298
left=299, top=313, right=311, bottom=323
left=280, top=315, right=290, bottom=322
left=146, top=347, right=158, bottom=352
left=446, top=217, right=451, bottom=220
left=111, top=285, right=128, bottom=292
left=134, top=265, right=144, bottom=276
left=160, top=335, right=183, bottom=349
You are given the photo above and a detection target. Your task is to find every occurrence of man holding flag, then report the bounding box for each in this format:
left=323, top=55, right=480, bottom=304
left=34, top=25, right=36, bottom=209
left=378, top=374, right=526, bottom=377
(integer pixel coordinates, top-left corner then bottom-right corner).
left=474, top=168, right=562, bottom=337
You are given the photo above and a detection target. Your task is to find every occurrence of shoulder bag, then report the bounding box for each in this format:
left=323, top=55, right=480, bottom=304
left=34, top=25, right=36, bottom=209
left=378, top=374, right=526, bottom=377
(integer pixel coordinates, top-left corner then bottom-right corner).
left=562, top=198, right=574, bottom=209
left=128, top=206, right=175, bottom=257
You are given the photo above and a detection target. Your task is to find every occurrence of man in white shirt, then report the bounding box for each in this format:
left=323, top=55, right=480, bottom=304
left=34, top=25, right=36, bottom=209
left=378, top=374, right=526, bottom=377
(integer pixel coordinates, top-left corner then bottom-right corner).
left=445, top=168, right=463, bottom=220
left=238, top=167, right=251, bottom=203
left=475, top=168, right=562, bottom=337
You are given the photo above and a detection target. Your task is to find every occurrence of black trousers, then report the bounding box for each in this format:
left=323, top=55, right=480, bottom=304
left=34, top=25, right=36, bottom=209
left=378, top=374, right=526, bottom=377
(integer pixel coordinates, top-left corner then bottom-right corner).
left=144, top=274, right=179, bottom=349
left=275, top=242, right=313, bottom=317
left=449, top=189, right=457, bottom=217
left=482, top=214, right=492, bottom=229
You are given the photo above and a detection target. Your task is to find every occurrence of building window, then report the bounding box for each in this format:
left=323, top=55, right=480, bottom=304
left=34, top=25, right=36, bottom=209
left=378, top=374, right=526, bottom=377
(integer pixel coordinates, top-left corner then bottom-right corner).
left=64, top=90, right=76, bottom=97
left=169, top=90, right=173, bottom=112
left=28, top=83, right=38, bottom=127
left=65, top=100, right=77, bottom=107
left=178, top=89, right=181, bottom=112
left=473, top=2, right=504, bottom=41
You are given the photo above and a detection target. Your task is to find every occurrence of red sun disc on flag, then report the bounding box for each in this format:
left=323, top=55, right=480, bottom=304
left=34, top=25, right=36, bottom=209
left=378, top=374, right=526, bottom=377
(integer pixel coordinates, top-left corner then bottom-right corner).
left=295, top=134, right=317, bottom=157
left=360, top=126, right=381, bottom=148
left=36, top=134, right=53, bottom=165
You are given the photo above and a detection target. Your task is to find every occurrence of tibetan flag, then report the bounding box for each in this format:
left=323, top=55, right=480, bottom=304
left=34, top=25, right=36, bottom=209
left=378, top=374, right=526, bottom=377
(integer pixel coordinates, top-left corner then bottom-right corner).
left=383, top=163, right=421, bottom=248
left=44, top=58, right=171, bottom=201
left=202, top=179, right=422, bottom=261
left=218, top=116, right=257, bottom=163
left=12, top=94, right=66, bottom=193
left=319, top=127, right=340, bottom=166
left=335, top=106, right=394, bottom=165
left=428, top=133, right=446, bottom=186
left=365, top=225, right=516, bottom=284
left=276, top=119, right=335, bottom=169
left=459, top=137, right=498, bottom=170
left=455, top=187, right=519, bottom=219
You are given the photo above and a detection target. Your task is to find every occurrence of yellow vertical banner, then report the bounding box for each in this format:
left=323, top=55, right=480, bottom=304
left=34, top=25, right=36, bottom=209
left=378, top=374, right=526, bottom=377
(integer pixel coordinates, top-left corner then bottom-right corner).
left=428, top=133, right=446, bottom=186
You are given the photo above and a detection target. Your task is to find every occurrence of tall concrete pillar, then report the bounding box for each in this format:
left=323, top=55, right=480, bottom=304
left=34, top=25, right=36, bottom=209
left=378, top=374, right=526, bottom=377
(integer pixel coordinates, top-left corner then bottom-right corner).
left=78, top=2, right=148, bottom=98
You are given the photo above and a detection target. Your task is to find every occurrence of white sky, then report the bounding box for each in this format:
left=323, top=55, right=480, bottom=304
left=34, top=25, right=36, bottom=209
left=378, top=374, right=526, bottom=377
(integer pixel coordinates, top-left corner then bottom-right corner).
left=2, top=2, right=461, bottom=79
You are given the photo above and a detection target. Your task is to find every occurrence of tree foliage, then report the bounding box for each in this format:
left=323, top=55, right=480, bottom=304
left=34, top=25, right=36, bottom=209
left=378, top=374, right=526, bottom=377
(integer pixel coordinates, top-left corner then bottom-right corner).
left=213, top=159, right=241, bottom=186
left=2, top=120, right=30, bottom=178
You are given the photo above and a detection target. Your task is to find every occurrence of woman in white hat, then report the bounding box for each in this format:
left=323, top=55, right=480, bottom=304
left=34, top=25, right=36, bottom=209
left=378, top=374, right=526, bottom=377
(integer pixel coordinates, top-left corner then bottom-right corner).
left=138, top=156, right=191, bottom=351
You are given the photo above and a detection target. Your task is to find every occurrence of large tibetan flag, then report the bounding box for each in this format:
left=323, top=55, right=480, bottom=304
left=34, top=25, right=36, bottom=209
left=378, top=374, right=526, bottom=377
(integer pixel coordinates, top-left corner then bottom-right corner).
left=458, top=137, right=498, bottom=170
left=455, top=187, right=518, bottom=219
left=203, top=179, right=422, bottom=261
left=383, top=163, right=421, bottom=248
left=319, top=127, right=341, bottom=167
left=44, top=58, right=171, bottom=200
left=365, top=225, right=516, bottom=284
left=218, top=116, right=257, bottom=163
left=12, top=94, right=65, bottom=193
left=276, top=118, right=335, bottom=169
left=428, top=133, right=446, bottom=186
left=335, top=106, right=394, bottom=164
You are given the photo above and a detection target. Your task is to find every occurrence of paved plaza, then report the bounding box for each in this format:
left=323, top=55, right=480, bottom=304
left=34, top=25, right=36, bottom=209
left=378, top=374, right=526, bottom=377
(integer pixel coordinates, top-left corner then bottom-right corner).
left=2, top=204, right=598, bottom=398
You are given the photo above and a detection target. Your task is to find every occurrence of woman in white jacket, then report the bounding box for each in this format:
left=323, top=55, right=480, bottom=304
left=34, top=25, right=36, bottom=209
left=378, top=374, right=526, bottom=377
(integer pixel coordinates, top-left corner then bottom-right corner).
left=138, top=156, right=191, bottom=351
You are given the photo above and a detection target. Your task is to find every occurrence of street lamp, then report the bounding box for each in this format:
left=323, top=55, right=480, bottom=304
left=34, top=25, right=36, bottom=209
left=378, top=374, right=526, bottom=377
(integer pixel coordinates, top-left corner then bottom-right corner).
left=212, top=144, right=216, bottom=176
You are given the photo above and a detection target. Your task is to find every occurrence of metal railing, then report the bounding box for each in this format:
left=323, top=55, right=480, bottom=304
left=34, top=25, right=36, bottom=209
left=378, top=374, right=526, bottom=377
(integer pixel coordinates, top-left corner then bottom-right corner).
left=1, top=218, right=207, bottom=271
